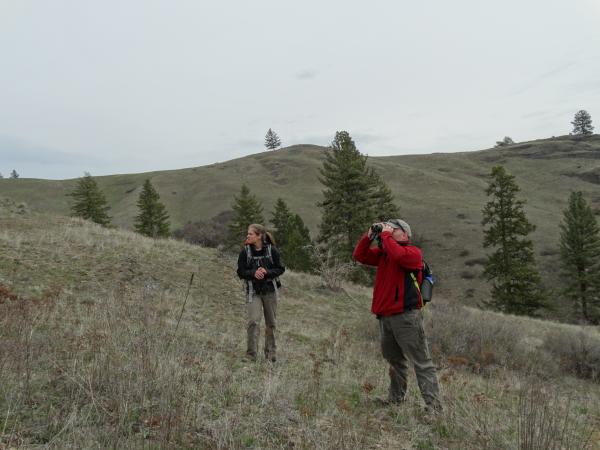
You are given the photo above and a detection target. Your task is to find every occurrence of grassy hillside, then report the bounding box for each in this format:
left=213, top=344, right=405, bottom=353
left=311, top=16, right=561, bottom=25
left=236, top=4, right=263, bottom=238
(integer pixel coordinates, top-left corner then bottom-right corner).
left=2, top=136, right=600, bottom=316
left=1, top=201, right=599, bottom=449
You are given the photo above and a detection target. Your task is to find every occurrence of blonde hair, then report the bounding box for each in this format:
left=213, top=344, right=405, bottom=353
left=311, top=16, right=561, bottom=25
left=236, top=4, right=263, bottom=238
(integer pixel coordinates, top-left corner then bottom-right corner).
left=248, top=223, right=276, bottom=246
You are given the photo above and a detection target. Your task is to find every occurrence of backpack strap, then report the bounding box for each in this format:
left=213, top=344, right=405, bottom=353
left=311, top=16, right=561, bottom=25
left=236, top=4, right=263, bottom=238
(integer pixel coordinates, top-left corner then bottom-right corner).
left=244, top=244, right=254, bottom=304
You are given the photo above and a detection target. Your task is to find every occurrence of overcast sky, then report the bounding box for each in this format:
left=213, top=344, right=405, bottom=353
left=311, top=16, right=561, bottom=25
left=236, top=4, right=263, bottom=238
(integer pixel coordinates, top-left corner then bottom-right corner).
left=1, top=0, right=599, bottom=180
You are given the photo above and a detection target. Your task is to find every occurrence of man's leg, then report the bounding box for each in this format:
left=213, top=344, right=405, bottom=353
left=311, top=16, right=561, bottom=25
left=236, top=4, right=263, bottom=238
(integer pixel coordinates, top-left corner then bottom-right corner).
left=262, top=292, right=277, bottom=361
left=398, top=310, right=442, bottom=412
left=380, top=317, right=409, bottom=403
left=246, top=296, right=263, bottom=359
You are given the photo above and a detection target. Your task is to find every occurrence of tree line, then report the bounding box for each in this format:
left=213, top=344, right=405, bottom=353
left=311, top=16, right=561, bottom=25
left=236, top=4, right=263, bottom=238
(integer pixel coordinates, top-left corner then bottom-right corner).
left=69, top=124, right=600, bottom=324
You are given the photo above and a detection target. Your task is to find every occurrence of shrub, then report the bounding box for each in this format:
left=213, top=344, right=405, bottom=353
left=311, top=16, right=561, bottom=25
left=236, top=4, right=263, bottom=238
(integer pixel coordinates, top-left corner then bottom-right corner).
left=173, top=210, right=234, bottom=248
left=464, top=257, right=486, bottom=267
left=427, top=304, right=527, bottom=371
left=542, top=328, right=600, bottom=382
left=460, top=270, right=476, bottom=279
left=518, top=382, right=597, bottom=449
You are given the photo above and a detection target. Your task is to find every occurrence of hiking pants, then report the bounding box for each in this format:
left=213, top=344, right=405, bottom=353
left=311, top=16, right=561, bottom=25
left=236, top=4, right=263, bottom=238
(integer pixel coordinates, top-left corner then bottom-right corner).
left=246, top=291, right=277, bottom=359
left=379, top=309, right=442, bottom=410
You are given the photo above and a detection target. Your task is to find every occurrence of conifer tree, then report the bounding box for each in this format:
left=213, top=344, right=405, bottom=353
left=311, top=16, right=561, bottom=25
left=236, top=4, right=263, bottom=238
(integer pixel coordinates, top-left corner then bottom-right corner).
left=134, top=179, right=170, bottom=238
left=318, top=131, right=374, bottom=260
left=559, top=191, right=600, bottom=323
left=271, top=198, right=293, bottom=249
left=10, top=170, right=19, bottom=179
left=482, top=165, right=546, bottom=315
left=369, top=169, right=401, bottom=221
left=270, top=198, right=312, bottom=271
left=284, top=214, right=313, bottom=272
left=227, top=184, right=265, bottom=247
left=264, top=128, right=282, bottom=150
left=495, top=136, right=514, bottom=147
left=571, top=110, right=594, bottom=136
left=68, top=172, right=111, bottom=226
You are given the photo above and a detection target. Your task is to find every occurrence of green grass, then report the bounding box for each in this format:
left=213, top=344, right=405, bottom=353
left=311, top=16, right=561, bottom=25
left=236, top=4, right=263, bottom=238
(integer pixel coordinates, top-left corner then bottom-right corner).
left=1, top=205, right=599, bottom=448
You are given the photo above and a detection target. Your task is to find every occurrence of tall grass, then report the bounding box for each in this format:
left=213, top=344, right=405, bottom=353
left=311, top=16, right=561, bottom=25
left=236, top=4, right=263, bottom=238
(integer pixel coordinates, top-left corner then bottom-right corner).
left=1, top=211, right=600, bottom=448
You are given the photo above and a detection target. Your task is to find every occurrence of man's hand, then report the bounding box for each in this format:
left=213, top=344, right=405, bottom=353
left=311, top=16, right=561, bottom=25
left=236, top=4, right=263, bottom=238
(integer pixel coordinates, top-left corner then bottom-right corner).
left=254, top=267, right=267, bottom=280
left=382, top=223, right=394, bottom=234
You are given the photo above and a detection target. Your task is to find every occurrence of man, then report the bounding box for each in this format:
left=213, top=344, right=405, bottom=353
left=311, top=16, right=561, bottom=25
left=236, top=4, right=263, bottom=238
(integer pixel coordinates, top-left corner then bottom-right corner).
left=353, top=219, right=442, bottom=412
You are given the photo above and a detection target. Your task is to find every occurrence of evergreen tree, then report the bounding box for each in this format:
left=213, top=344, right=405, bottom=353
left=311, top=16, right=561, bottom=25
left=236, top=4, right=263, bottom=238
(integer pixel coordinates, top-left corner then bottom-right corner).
left=227, top=184, right=265, bottom=247
left=369, top=169, right=401, bottom=221
left=271, top=198, right=293, bottom=249
left=495, top=136, right=514, bottom=147
left=559, top=191, right=600, bottom=323
left=10, top=170, right=19, bottom=179
left=571, top=110, right=594, bottom=136
left=482, top=165, right=546, bottom=315
left=317, top=131, right=375, bottom=261
left=284, top=214, right=313, bottom=272
left=270, top=198, right=312, bottom=271
left=134, top=179, right=170, bottom=238
left=67, top=172, right=111, bottom=226
left=264, top=128, right=282, bottom=150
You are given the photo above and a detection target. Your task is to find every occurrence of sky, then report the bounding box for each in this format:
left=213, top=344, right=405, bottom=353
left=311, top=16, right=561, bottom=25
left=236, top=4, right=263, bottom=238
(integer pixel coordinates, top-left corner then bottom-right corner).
left=1, top=0, right=599, bottom=180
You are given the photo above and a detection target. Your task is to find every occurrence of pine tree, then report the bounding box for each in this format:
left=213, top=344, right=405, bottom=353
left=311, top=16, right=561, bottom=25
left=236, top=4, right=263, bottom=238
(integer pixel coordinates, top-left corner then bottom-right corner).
left=264, top=128, right=282, bottom=150
left=495, top=136, right=514, bottom=147
left=270, top=198, right=312, bottom=271
left=284, top=214, right=313, bottom=272
left=271, top=198, right=293, bottom=249
left=369, top=169, right=401, bottom=222
left=10, top=170, right=19, bottom=179
left=227, top=184, right=265, bottom=247
left=482, top=165, right=546, bottom=315
left=134, top=179, right=170, bottom=238
left=559, top=191, right=600, bottom=323
left=67, top=172, right=111, bottom=226
left=317, top=131, right=375, bottom=261
left=571, top=110, right=594, bottom=136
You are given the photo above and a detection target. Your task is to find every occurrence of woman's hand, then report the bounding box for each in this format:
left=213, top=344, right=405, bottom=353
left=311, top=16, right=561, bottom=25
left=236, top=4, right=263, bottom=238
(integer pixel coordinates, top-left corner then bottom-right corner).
left=254, top=267, right=267, bottom=280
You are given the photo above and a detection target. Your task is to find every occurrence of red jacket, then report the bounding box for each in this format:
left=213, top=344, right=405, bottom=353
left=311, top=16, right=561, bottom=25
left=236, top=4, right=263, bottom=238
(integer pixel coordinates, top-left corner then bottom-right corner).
left=352, top=232, right=423, bottom=316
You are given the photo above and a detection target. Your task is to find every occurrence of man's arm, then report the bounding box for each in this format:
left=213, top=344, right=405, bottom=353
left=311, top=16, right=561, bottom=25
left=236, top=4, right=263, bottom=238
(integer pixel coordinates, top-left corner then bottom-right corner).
left=352, top=233, right=381, bottom=266
left=380, top=232, right=422, bottom=269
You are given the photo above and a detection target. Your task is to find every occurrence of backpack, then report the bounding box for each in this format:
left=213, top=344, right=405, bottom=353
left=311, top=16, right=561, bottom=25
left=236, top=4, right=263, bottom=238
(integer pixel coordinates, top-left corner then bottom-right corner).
left=420, top=260, right=434, bottom=303
left=409, top=259, right=434, bottom=304
left=244, top=243, right=281, bottom=286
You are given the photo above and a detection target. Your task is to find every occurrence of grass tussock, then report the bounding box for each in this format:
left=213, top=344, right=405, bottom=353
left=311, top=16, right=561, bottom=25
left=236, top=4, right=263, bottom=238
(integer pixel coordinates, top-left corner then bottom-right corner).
left=1, top=210, right=600, bottom=449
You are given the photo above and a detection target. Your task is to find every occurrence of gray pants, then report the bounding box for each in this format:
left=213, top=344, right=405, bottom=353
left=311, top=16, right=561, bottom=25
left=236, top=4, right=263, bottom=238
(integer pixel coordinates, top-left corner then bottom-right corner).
left=379, top=309, right=442, bottom=410
left=247, top=291, right=277, bottom=360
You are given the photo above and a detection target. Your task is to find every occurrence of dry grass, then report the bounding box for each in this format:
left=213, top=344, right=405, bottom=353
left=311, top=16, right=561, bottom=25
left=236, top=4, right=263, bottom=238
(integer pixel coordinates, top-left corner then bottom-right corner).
left=1, top=207, right=600, bottom=449
left=3, top=135, right=600, bottom=312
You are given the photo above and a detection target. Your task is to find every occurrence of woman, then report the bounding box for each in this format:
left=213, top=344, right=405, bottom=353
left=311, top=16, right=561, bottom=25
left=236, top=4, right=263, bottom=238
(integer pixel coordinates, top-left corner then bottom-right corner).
left=237, top=224, right=285, bottom=362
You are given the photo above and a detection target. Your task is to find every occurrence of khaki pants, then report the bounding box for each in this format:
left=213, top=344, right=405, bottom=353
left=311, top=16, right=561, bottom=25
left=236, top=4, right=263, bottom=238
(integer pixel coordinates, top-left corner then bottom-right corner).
left=379, top=309, right=442, bottom=410
left=247, top=291, right=277, bottom=360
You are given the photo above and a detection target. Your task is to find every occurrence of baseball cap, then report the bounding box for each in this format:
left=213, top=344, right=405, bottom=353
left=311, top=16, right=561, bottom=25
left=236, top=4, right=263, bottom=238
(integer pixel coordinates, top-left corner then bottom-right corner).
left=387, top=219, right=412, bottom=238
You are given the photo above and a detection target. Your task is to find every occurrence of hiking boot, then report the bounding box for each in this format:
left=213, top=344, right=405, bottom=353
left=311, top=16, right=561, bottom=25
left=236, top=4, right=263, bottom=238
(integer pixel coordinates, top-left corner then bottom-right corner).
left=243, top=353, right=257, bottom=362
left=373, top=396, right=405, bottom=407
left=424, top=403, right=443, bottom=416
